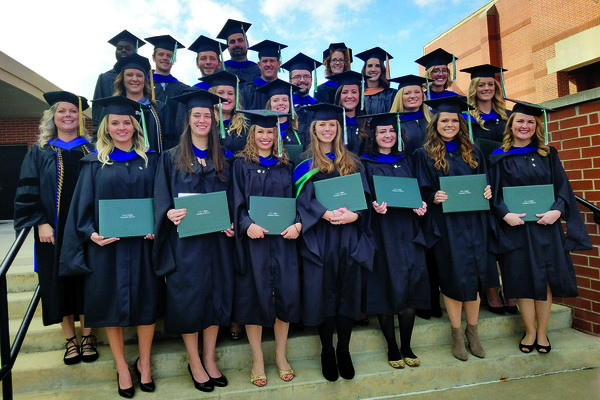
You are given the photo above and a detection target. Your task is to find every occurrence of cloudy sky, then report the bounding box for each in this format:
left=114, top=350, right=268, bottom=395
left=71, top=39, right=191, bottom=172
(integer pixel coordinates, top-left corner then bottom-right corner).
left=2, top=0, right=490, bottom=100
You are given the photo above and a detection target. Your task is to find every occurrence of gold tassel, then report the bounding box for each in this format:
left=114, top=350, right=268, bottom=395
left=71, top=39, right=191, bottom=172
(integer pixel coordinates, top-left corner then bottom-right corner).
left=150, top=69, right=156, bottom=103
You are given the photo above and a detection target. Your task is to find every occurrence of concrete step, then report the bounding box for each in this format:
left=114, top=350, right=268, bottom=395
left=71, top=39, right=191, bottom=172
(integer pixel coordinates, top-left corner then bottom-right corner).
left=11, top=328, right=600, bottom=399
left=10, top=304, right=573, bottom=354
left=6, top=267, right=38, bottom=293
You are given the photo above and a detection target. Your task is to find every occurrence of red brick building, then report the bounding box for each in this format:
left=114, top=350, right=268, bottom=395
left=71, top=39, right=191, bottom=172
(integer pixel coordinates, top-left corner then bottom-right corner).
left=426, top=0, right=600, bottom=334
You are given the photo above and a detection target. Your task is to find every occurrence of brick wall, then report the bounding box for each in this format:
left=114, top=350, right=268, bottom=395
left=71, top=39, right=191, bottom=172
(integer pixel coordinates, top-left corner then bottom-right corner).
left=0, top=118, right=94, bottom=148
left=548, top=99, right=600, bottom=334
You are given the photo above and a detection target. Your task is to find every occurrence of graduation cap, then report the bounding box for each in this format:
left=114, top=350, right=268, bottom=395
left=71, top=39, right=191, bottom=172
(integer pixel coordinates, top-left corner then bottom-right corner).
left=355, top=47, right=393, bottom=63
left=506, top=98, right=554, bottom=144
left=461, top=64, right=508, bottom=98
left=301, top=103, right=343, bottom=121
left=145, top=34, right=185, bottom=64
left=44, top=91, right=89, bottom=137
left=322, top=42, right=353, bottom=63
left=114, top=53, right=151, bottom=74
left=424, top=95, right=473, bottom=140
left=217, top=19, right=252, bottom=40
left=248, top=40, right=287, bottom=60
left=415, top=48, right=458, bottom=84
left=282, top=53, right=323, bottom=95
left=188, top=35, right=227, bottom=66
left=94, top=95, right=140, bottom=117
left=357, top=112, right=403, bottom=151
left=389, top=74, right=431, bottom=90
left=107, top=30, right=145, bottom=50
left=240, top=109, right=289, bottom=156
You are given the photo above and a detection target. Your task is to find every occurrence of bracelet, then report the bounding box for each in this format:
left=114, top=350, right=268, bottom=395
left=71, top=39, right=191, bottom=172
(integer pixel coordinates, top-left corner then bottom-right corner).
left=294, top=223, right=300, bottom=234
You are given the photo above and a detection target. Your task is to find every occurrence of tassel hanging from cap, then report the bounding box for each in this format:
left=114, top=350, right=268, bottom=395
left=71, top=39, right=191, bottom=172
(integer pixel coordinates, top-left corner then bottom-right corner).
left=543, top=109, right=549, bottom=145
left=452, top=54, right=456, bottom=81
left=218, top=100, right=226, bottom=139
left=500, top=69, right=507, bottom=99
left=289, top=85, right=295, bottom=120
left=466, top=103, right=473, bottom=142
left=385, top=54, right=390, bottom=80
left=149, top=69, right=156, bottom=103
left=78, top=96, right=84, bottom=137
left=139, top=104, right=149, bottom=147
left=313, top=61, right=318, bottom=94
left=343, top=108, right=348, bottom=145
left=397, top=115, right=403, bottom=152
left=170, top=43, right=177, bottom=64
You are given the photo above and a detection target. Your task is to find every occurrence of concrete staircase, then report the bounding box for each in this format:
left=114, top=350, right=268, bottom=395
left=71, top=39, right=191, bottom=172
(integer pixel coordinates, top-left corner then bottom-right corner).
left=2, top=229, right=600, bottom=399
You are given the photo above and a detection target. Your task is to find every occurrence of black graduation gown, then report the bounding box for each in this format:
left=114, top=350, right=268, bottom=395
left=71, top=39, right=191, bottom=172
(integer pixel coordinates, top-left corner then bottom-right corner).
left=295, top=160, right=375, bottom=326
left=240, top=78, right=269, bottom=111
left=489, top=147, right=592, bottom=300
left=231, top=158, right=301, bottom=327
left=219, top=120, right=249, bottom=154
left=140, top=100, right=176, bottom=151
left=400, top=114, right=428, bottom=157
left=413, top=145, right=500, bottom=302
left=152, top=147, right=234, bottom=333
left=470, top=110, right=509, bottom=143
left=58, top=152, right=164, bottom=328
left=364, top=88, right=397, bottom=114
left=362, top=155, right=430, bottom=315
left=92, top=69, right=118, bottom=135
left=345, top=119, right=365, bottom=155
left=315, top=81, right=338, bottom=104
left=153, top=78, right=189, bottom=147
left=14, top=142, right=92, bottom=326
left=224, top=60, right=261, bottom=83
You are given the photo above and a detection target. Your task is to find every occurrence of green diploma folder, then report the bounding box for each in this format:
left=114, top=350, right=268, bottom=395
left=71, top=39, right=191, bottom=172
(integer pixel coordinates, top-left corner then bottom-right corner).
left=249, top=196, right=296, bottom=235
left=372, top=175, right=422, bottom=209
left=439, top=174, right=489, bottom=213
left=99, top=198, right=154, bottom=238
left=173, top=191, right=231, bottom=238
left=284, top=144, right=303, bottom=163
left=503, top=184, right=554, bottom=221
left=313, top=173, right=367, bottom=211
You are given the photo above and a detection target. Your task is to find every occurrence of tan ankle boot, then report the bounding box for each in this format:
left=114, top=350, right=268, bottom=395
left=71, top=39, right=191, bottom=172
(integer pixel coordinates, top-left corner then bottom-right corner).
left=451, top=326, right=468, bottom=361
left=465, top=324, right=485, bottom=358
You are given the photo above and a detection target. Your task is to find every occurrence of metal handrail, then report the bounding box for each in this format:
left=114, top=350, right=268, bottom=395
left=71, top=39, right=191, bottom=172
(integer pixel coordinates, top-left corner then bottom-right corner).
left=575, top=195, right=600, bottom=224
left=0, top=226, right=38, bottom=400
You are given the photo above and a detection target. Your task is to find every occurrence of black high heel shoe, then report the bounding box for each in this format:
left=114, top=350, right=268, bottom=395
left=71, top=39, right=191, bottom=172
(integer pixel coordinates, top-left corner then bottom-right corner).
left=117, top=373, right=135, bottom=398
left=134, top=357, right=155, bottom=392
left=188, top=364, right=214, bottom=392
left=202, top=357, right=228, bottom=387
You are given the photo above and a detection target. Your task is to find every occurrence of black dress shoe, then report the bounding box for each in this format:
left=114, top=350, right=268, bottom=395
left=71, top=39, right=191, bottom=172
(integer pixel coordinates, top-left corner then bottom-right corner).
left=320, top=347, right=338, bottom=382
left=504, top=305, right=519, bottom=314
left=134, top=357, right=155, bottom=392
left=416, top=308, right=431, bottom=320
left=188, top=364, right=214, bottom=392
left=210, top=374, right=228, bottom=387
left=336, top=348, right=355, bottom=380
left=488, top=305, right=505, bottom=315
left=117, top=373, right=135, bottom=399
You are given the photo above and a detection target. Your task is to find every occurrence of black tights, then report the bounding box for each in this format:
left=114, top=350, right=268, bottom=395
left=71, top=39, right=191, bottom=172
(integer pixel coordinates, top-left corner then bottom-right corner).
left=318, top=315, right=354, bottom=351
left=377, top=308, right=417, bottom=359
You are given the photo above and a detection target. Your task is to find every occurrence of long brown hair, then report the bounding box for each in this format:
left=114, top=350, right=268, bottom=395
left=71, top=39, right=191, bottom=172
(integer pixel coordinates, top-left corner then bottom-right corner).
left=306, top=120, right=359, bottom=176
left=236, top=124, right=289, bottom=166
left=424, top=113, right=478, bottom=174
left=176, top=109, right=228, bottom=180
left=361, top=60, right=390, bottom=89
left=113, top=70, right=157, bottom=107
left=500, top=112, right=549, bottom=156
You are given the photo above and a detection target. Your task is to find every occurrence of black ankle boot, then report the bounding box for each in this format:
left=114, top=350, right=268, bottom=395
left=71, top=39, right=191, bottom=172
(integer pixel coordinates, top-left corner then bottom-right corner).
left=336, top=347, right=355, bottom=379
left=320, top=347, right=338, bottom=382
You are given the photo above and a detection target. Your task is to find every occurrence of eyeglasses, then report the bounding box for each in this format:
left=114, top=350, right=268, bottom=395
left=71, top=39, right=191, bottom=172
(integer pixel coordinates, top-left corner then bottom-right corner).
left=331, top=58, right=345, bottom=64
left=291, top=74, right=312, bottom=81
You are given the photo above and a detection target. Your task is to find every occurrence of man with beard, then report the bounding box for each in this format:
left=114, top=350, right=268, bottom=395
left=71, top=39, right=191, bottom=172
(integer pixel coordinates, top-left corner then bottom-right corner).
left=282, top=53, right=322, bottom=140
left=240, top=40, right=287, bottom=110
left=217, top=19, right=260, bottom=82
left=188, top=35, right=227, bottom=90
left=91, top=30, right=145, bottom=136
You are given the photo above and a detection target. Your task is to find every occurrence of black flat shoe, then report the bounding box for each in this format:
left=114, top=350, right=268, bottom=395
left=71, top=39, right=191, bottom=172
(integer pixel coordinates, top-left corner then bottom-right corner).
left=519, top=333, right=536, bottom=354
left=188, top=364, right=214, bottom=392
left=81, top=334, right=99, bottom=363
left=336, top=348, right=355, bottom=380
left=536, top=336, right=551, bottom=354
left=210, top=374, right=228, bottom=387
left=117, top=373, right=135, bottom=399
left=320, top=347, right=338, bottom=382
left=63, top=336, right=82, bottom=365
left=134, top=357, right=155, bottom=392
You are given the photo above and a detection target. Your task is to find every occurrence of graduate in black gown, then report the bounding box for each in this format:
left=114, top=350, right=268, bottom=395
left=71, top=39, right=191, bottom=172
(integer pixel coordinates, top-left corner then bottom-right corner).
left=111, top=53, right=175, bottom=151
left=415, top=48, right=459, bottom=100
left=413, top=96, right=497, bottom=362
left=217, top=19, right=261, bottom=83
left=59, top=96, right=163, bottom=397
left=14, top=91, right=97, bottom=366
left=92, top=30, right=145, bottom=135
left=232, top=110, right=301, bottom=386
left=201, top=71, right=250, bottom=154
left=293, top=103, right=375, bottom=382
left=145, top=34, right=189, bottom=137
left=316, top=43, right=352, bottom=104
left=489, top=100, right=592, bottom=354
left=356, top=47, right=397, bottom=115
left=259, top=79, right=308, bottom=151
left=389, top=75, right=432, bottom=157
left=153, top=89, right=234, bottom=392
left=329, top=71, right=369, bottom=155
left=359, top=113, right=429, bottom=369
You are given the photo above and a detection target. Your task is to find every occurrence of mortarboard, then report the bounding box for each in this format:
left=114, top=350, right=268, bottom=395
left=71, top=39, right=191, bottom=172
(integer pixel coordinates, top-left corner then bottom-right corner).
left=108, top=30, right=145, bottom=49
left=248, top=40, right=287, bottom=60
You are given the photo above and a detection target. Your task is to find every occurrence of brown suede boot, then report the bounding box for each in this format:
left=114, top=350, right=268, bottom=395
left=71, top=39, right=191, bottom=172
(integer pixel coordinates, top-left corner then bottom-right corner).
left=451, top=326, right=468, bottom=361
left=465, top=324, right=485, bottom=358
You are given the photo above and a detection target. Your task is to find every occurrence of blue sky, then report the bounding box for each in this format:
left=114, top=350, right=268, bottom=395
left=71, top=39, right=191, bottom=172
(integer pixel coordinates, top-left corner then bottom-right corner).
left=2, top=0, right=490, bottom=100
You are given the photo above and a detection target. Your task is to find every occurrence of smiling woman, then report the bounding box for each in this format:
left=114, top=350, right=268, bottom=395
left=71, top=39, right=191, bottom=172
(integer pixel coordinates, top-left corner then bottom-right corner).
left=356, top=47, right=397, bottom=114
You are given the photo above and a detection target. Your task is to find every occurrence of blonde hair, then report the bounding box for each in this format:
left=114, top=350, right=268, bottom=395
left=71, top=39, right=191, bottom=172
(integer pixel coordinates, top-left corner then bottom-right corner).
left=208, top=86, right=248, bottom=136
left=37, top=103, right=89, bottom=147
left=96, top=115, right=148, bottom=166
left=305, top=120, right=359, bottom=175
left=467, top=78, right=508, bottom=129
left=390, top=86, right=432, bottom=122
left=236, top=124, right=289, bottom=166
left=113, top=70, right=157, bottom=107
left=424, top=65, right=453, bottom=90
left=501, top=113, right=549, bottom=156
left=424, top=113, right=478, bottom=174
left=265, top=96, right=299, bottom=131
